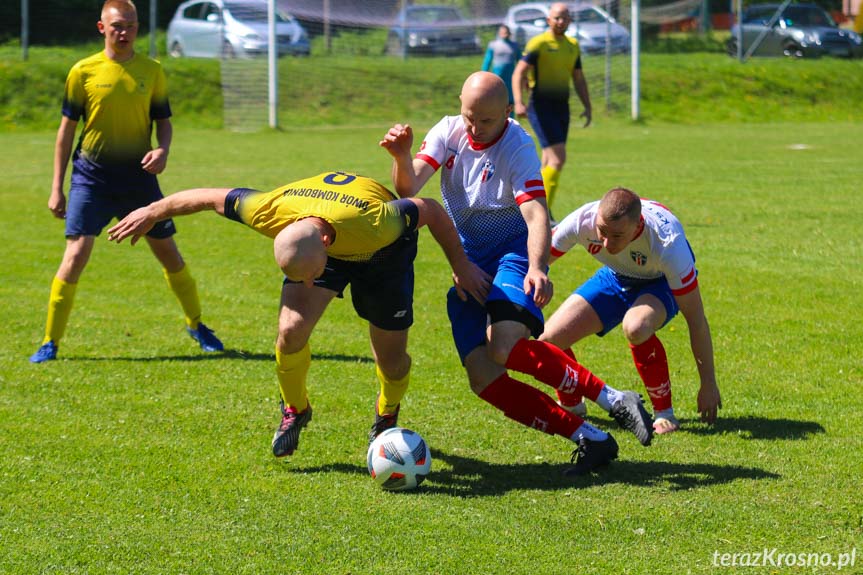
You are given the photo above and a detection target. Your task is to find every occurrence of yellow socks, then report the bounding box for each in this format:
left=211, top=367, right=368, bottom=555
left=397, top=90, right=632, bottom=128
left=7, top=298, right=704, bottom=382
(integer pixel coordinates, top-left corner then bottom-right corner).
left=163, top=265, right=202, bottom=329
left=43, top=276, right=77, bottom=344
left=376, top=364, right=410, bottom=416
left=541, top=165, right=561, bottom=210
left=276, top=343, right=311, bottom=412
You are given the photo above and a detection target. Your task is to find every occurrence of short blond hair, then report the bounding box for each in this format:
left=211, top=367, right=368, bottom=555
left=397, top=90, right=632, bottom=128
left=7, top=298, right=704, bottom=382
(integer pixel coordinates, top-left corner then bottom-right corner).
left=102, top=0, right=137, bottom=16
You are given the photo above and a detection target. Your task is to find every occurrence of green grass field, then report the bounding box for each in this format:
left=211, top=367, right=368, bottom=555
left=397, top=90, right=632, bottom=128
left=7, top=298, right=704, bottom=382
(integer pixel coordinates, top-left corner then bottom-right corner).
left=3, top=43, right=863, bottom=131
left=1, top=119, right=861, bottom=574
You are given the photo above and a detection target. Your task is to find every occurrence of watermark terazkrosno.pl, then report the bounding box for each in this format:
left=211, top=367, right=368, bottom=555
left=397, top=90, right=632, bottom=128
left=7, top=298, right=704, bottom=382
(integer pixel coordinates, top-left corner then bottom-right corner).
left=712, top=548, right=857, bottom=570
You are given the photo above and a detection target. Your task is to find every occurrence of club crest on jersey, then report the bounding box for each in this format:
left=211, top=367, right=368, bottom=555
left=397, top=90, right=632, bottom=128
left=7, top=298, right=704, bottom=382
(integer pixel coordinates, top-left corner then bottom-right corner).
left=630, top=251, right=648, bottom=266
left=480, top=159, right=495, bottom=183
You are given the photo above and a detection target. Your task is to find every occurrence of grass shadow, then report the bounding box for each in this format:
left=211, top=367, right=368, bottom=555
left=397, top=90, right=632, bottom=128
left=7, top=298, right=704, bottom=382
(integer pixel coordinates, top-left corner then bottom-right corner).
left=678, top=415, right=825, bottom=440
left=580, top=413, right=826, bottom=441
left=291, top=449, right=780, bottom=497
left=60, top=349, right=373, bottom=363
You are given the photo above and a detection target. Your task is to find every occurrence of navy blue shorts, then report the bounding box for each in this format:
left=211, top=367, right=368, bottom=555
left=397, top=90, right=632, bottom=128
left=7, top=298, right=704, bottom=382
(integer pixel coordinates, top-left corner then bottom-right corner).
left=65, top=152, right=176, bottom=239
left=285, top=231, right=419, bottom=331
left=527, top=98, right=570, bottom=148
left=447, top=252, right=545, bottom=363
left=575, top=267, right=679, bottom=337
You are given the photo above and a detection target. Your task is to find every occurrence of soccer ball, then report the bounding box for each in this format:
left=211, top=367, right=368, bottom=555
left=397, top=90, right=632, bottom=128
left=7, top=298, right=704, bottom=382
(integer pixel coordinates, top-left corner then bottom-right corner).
left=366, top=427, right=431, bottom=491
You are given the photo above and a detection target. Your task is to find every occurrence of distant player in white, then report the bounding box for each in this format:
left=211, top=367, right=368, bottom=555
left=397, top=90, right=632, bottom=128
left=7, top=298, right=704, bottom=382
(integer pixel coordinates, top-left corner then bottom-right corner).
left=542, top=187, right=721, bottom=433
left=380, top=73, right=655, bottom=476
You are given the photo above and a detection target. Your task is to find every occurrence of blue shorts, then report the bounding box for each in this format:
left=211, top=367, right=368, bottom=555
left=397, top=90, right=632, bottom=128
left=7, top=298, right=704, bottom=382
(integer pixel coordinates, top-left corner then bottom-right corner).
left=285, top=231, right=418, bottom=331
left=527, top=98, right=570, bottom=148
left=447, top=252, right=544, bottom=363
left=65, top=152, right=176, bottom=238
left=575, top=267, right=679, bottom=337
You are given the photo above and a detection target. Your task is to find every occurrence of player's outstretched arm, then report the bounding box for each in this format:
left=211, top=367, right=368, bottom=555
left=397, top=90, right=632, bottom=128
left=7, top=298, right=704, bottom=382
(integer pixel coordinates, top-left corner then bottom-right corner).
left=107, top=187, right=232, bottom=245
left=407, top=197, right=491, bottom=304
left=675, top=286, right=721, bottom=423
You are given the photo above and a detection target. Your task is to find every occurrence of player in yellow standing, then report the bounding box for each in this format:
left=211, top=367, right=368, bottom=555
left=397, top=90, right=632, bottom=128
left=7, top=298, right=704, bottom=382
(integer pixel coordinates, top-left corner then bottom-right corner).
left=107, top=171, right=490, bottom=457
left=512, top=2, right=592, bottom=221
left=30, top=0, right=223, bottom=363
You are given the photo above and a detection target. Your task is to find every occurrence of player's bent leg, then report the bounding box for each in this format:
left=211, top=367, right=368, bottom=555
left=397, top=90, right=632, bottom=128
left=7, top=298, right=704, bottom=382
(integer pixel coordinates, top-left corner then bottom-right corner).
left=368, top=326, right=410, bottom=444
left=542, top=294, right=604, bottom=412
left=271, top=283, right=335, bottom=457
left=485, top=319, right=531, bottom=367
left=541, top=293, right=603, bottom=350
left=623, top=295, right=675, bottom=419
left=273, top=343, right=313, bottom=458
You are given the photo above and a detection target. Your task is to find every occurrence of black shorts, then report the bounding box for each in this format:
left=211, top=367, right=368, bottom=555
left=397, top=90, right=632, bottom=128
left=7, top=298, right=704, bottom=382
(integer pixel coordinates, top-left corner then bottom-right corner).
left=285, top=230, right=418, bottom=331
left=527, top=98, right=570, bottom=148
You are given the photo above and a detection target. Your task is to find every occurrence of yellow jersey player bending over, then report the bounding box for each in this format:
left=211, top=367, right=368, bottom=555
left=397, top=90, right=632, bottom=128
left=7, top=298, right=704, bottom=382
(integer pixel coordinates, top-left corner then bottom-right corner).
left=108, top=171, right=488, bottom=458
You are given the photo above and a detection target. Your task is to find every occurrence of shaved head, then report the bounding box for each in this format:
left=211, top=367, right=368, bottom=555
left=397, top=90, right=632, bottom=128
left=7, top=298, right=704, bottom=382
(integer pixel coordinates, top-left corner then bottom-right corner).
left=461, top=71, right=510, bottom=110
left=549, top=2, right=571, bottom=16
left=273, top=220, right=328, bottom=286
left=547, top=2, right=572, bottom=36
left=459, top=72, right=511, bottom=145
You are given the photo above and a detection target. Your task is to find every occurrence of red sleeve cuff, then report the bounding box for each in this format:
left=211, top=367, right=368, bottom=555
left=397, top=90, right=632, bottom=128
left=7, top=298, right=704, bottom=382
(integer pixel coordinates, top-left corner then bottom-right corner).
left=416, top=153, right=440, bottom=171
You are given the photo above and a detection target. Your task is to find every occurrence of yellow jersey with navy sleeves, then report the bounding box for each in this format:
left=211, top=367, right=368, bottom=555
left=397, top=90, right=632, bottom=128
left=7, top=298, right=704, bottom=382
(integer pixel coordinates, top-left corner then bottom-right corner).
left=522, top=31, right=582, bottom=102
left=62, top=51, right=171, bottom=167
left=224, top=172, right=417, bottom=263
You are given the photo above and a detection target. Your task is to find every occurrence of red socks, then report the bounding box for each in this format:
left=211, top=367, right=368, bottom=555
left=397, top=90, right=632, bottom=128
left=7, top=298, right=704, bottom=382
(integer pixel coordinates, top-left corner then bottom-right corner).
left=630, top=334, right=672, bottom=412
left=505, top=338, right=606, bottom=401
left=478, top=373, right=584, bottom=439
left=555, top=348, right=584, bottom=407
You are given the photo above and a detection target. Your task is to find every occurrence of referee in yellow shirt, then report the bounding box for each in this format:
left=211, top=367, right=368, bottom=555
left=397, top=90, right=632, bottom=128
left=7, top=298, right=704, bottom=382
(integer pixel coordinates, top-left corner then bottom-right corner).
left=513, top=2, right=593, bottom=220
left=30, top=0, right=223, bottom=363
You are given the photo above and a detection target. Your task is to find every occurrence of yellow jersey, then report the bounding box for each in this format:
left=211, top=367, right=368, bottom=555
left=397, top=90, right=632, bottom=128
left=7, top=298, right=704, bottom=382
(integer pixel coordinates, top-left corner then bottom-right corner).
left=522, top=31, right=582, bottom=102
left=224, top=172, right=416, bottom=262
left=62, top=51, right=171, bottom=167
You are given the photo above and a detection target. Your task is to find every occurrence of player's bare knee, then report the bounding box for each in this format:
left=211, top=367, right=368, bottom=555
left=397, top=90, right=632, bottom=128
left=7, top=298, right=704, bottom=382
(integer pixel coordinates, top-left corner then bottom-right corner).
left=377, top=352, right=411, bottom=381
left=276, top=322, right=311, bottom=354
left=468, top=374, right=489, bottom=396
left=621, top=319, right=653, bottom=346
left=486, top=340, right=513, bottom=366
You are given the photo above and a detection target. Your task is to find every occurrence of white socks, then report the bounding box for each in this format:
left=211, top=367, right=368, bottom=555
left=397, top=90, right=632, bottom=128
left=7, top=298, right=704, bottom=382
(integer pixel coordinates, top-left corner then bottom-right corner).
left=571, top=421, right=609, bottom=442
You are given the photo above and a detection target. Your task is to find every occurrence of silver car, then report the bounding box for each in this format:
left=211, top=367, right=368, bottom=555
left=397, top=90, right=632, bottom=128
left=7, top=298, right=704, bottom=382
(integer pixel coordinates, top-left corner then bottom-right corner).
left=386, top=4, right=482, bottom=56
left=167, top=0, right=310, bottom=58
left=727, top=3, right=863, bottom=58
left=504, top=1, right=631, bottom=54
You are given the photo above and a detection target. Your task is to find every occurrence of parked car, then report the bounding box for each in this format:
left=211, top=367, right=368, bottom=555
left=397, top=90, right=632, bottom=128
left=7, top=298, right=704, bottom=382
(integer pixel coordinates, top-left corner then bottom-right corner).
left=726, top=3, right=863, bottom=58
left=386, top=5, right=482, bottom=56
left=504, top=1, right=631, bottom=55
left=167, top=0, right=310, bottom=58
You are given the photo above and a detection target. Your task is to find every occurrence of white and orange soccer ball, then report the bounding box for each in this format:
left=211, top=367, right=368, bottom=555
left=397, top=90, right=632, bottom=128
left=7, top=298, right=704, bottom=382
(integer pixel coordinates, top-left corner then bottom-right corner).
left=366, top=427, right=431, bottom=491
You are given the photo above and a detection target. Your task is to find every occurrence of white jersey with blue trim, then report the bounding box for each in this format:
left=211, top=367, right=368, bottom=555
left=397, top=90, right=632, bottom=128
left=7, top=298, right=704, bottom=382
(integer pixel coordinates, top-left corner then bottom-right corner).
left=416, top=116, right=545, bottom=264
left=551, top=199, right=699, bottom=295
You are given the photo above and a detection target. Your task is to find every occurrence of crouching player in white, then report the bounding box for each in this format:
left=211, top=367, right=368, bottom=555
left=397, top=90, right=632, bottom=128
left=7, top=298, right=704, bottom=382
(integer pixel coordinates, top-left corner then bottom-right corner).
left=541, top=188, right=722, bottom=433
